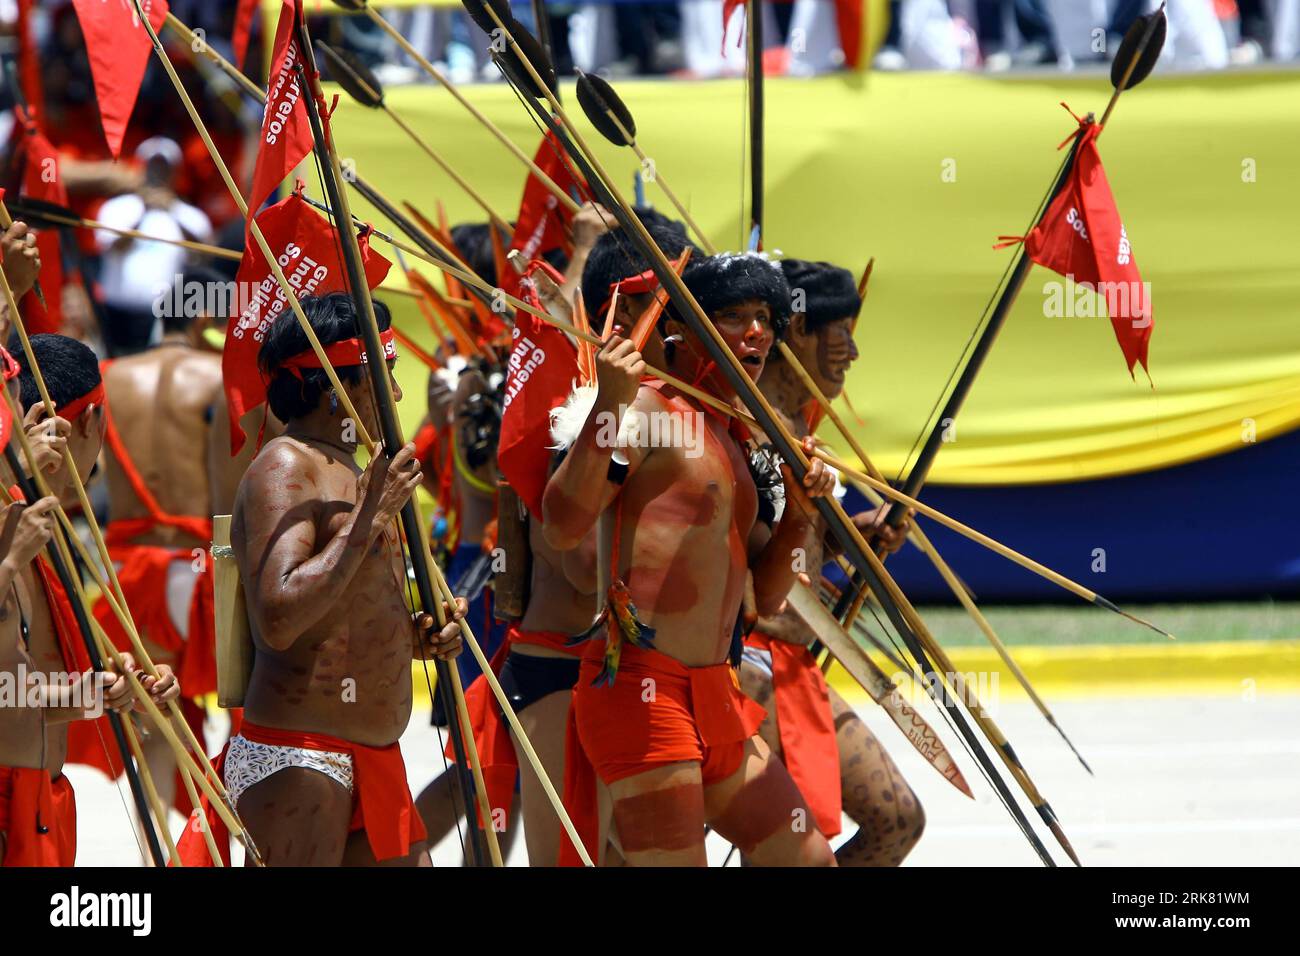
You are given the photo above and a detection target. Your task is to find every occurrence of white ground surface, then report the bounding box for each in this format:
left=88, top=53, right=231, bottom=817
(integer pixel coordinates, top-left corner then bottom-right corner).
left=67, top=693, right=1300, bottom=867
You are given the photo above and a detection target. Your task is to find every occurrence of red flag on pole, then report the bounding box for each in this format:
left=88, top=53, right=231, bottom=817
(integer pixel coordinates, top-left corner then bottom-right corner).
left=1021, top=121, right=1153, bottom=378
left=232, top=0, right=260, bottom=69
left=722, top=0, right=744, bottom=49
left=69, top=0, right=170, bottom=160
left=502, top=131, right=586, bottom=298
left=223, top=187, right=391, bottom=453
left=247, top=0, right=314, bottom=228
left=496, top=274, right=579, bottom=518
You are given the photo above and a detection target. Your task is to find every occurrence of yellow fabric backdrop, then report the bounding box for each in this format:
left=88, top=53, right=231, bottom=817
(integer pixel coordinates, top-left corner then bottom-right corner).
left=330, top=69, right=1300, bottom=484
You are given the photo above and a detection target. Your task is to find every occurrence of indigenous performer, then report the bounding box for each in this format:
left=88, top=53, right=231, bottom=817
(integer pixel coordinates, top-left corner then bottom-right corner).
left=205, top=293, right=466, bottom=867
left=546, top=252, right=838, bottom=867
left=0, top=336, right=179, bottom=866
left=422, top=214, right=697, bottom=865
left=69, top=265, right=226, bottom=822
left=740, top=258, right=925, bottom=865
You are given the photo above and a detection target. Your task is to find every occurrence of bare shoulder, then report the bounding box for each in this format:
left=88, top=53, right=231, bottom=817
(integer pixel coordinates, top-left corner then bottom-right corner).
left=633, top=382, right=673, bottom=415
left=244, top=436, right=317, bottom=483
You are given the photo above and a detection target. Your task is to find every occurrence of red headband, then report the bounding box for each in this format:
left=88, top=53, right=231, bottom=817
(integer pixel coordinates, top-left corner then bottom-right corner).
left=593, top=268, right=659, bottom=318
left=280, top=328, right=399, bottom=379
left=612, top=268, right=658, bottom=299
left=57, top=381, right=106, bottom=421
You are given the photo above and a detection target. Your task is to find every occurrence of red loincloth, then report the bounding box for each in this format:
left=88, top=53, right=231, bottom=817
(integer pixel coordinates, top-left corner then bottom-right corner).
left=743, top=631, right=842, bottom=837
left=441, top=625, right=582, bottom=822
left=0, top=767, right=77, bottom=866
left=557, top=642, right=766, bottom=866
left=176, top=720, right=427, bottom=867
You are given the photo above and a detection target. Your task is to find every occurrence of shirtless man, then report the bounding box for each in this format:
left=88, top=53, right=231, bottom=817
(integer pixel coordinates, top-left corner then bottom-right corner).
left=1, top=336, right=179, bottom=865
left=544, top=253, right=838, bottom=867
left=80, top=268, right=226, bottom=823
left=741, top=258, right=925, bottom=866
left=227, top=292, right=466, bottom=867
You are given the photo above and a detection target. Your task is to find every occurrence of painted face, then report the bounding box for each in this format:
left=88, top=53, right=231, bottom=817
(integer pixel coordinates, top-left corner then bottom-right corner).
left=811, top=316, right=858, bottom=399
left=712, top=299, right=775, bottom=385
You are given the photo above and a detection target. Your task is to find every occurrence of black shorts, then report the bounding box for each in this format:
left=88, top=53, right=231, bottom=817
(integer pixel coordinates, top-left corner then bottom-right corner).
left=498, top=651, right=581, bottom=714
left=431, top=650, right=580, bottom=727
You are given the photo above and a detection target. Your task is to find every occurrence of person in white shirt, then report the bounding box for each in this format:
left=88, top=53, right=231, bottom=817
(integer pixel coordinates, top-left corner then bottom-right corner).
left=94, top=137, right=212, bottom=356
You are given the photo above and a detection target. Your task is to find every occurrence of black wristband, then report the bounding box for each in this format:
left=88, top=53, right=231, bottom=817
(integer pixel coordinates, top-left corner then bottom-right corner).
left=607, top=456, right=629, bottom=485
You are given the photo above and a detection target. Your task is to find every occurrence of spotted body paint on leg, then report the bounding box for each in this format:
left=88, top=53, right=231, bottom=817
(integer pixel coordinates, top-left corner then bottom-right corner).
left=829, top=688, right=925, bottom=866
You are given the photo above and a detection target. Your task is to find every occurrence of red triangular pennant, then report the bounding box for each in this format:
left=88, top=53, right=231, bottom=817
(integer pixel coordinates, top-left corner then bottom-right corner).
left=1023, top=122, right=1152, bottom=378
left=69, top=0, right=170, bottom=160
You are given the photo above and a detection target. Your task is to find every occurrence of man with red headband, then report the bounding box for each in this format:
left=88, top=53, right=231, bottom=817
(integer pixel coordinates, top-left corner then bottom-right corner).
left=218, top=292, right=466, bottom=866
left=740, top=258, right=925, bottom=866
left=544, top=252, right=838, bottom=866
left=0, top=336, right=180, bottom=866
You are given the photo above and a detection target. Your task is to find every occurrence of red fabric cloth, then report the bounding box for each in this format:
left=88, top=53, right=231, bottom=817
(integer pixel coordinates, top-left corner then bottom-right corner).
left=0, top=768, right=76, bottom=866
left=440, top=626, right=582, bottom=822
left=557, top=642, right=766, bottom=866
left=68, top=0, right=169, bottom=159
left=232, top=0, right=260, bottom=68
left=502, top=131, right=587, bottom=299
left=1021, top=119, right=1152, bottom=377
left=496, top=309, right=579, bottom=518
left=222, top=189, right=391, bottom=453
left=93, top=368, right=216, bottom=692
left=177, top=720, right=427, bottom=866
left=247, top=0, right=313, bottom=227
left=744, top=631, right=841, bottom=837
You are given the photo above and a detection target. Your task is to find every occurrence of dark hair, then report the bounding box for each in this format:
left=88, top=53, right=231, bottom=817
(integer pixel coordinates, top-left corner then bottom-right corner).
left=630, top=205, right=688, bottom=239
left=675, top=253, right=792, bottom=341
left=778, top=259, right=859, bottom=335
left=11, top=334, right=102, bottom=414
left=164, top=263, right=232, bottom=334
left=580, top=220, right=697, bottom=318
left=258, top=292, right=392, bottom=422
left=449, top=223, right=499, bottom=286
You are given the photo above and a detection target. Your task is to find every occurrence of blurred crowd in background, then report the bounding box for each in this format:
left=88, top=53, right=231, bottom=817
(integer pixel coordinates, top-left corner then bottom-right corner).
left=0, top=0, right=1292, bottom=350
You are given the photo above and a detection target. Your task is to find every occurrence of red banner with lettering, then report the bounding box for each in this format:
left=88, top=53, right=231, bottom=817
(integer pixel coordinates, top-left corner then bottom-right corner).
left=496, top=287, right=578, bottom=518
left=247, top=0, right=313, bottom=227
left=223, top=188, right=390, bottom=453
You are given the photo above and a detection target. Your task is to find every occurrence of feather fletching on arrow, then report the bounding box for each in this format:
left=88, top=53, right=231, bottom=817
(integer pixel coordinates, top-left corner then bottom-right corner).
left=4, top=195, right=79, bottom=227
left=575, top=72, right=635, bottom=146
left=461, top=0, right=514, bottom=36
left=1110, top=8, right=1167, bottom=90
left=495, top=24, right=558, bottom=100
left=318, top=41, right=384, bottom=109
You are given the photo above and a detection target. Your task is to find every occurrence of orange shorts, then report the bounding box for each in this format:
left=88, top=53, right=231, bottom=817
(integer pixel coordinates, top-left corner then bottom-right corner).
left=558, top=642, right=766, bottom=865
left=0, top=766, right=76, bottom=867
